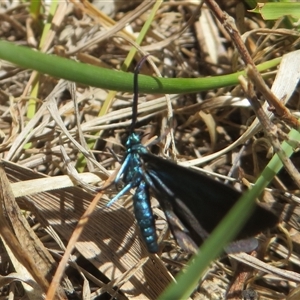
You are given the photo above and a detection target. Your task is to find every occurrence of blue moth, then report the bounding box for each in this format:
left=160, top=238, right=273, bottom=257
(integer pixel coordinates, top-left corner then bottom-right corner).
left=104, top=57, right=278, bottom=253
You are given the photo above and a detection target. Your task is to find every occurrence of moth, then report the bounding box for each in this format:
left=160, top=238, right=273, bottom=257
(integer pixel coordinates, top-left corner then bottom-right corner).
left=105, top=57, right=278, bottom=253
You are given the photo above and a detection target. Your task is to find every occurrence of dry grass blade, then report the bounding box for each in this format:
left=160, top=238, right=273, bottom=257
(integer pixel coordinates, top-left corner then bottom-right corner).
left=180, top=49, right=300, bottom=168
left=1, top=166, right=69, bottom=298
left=3, top=160, right=173, bottom=299
left=0, top=163, right=60, bottom=298
left=1, top=1, right=300, bottom=299
left=67, top=0, right=153, bottom=55
left=231, top=252, right=300, bottom=283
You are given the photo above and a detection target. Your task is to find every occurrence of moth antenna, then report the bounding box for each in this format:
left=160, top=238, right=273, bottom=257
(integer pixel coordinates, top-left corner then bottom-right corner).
left=130, top=55, right=150, bottom=133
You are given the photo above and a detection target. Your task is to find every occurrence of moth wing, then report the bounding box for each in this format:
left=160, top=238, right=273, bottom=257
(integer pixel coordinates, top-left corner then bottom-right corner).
left=142, top=153, right=278, bottom=240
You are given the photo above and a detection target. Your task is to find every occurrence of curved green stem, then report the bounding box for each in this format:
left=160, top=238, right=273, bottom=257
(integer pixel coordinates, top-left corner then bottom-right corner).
left=0, top=40, right=281, bottom=94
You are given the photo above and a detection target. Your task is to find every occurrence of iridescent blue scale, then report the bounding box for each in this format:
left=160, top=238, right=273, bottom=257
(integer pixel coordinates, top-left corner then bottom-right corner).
left=133, top=180, right=158, bottom=252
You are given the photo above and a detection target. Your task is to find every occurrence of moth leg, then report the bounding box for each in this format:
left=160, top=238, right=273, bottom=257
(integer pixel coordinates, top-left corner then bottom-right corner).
left=97, top=153, right=132, bottom=192
left=115, top=153, right=132, bottom=182
left=106, top=181, right=135, bottom=207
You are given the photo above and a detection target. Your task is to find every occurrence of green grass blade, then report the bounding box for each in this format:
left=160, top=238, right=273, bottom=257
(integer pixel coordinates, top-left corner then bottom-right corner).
left=159, top=126, right=300, bottom=299
left=0, top=40, right=281, bottom=94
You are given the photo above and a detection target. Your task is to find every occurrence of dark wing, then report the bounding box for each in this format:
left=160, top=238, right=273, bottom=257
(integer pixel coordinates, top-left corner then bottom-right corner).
left=141, top=153, right=278, bottom=244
